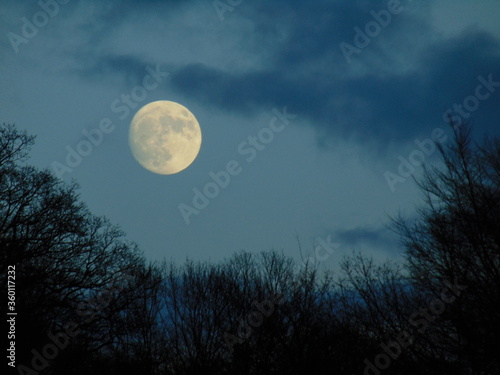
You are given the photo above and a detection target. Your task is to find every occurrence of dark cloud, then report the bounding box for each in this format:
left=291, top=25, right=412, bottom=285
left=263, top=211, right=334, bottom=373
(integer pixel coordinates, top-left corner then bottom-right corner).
left=73, top=54, right=150, bottom=86
left=168, top=29, right=500, bottom=140
left=67, top=0, right=500, bottom=146
left=333, top=226, right=400, bottom=254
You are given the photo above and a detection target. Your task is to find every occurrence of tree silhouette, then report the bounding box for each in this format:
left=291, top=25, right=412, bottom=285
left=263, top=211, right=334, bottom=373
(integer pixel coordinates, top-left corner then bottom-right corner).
left=393, top=123, right=500, bottom=374
left=2, top=121, right=499, bottom=374
left=1, top=124, right=145, bottom=373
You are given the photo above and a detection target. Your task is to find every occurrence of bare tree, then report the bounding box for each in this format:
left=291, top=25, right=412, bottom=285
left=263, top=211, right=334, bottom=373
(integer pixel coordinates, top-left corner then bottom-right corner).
left=0, top=124, right=145, bottom=372
left=392, top=122, right=500, bottom=373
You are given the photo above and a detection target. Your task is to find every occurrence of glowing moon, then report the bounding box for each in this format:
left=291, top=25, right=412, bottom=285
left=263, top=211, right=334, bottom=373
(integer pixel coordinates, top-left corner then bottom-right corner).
left=129, top=100, right=202, bottom=175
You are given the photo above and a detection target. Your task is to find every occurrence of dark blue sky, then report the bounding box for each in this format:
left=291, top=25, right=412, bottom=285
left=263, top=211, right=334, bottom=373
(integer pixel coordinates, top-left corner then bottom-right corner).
left=2, top=0, right=500, bottom=271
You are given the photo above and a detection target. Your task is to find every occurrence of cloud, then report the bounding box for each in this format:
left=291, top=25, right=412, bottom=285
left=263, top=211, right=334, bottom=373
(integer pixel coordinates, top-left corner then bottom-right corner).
left=47, top=0, right=500, bottom=148
left=72, top=54, right=152, bottom=87
left=333, top=226, right=400, bottom=254
left=168, top=28, right=500, bottom=138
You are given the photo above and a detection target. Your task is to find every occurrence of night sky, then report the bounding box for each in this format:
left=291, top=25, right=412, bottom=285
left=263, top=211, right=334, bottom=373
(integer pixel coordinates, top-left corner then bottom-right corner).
left=2, top=0, right=500, bottom=271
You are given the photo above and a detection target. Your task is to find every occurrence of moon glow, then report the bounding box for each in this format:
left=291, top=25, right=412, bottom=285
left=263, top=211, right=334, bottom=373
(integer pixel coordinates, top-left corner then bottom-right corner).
left=129, top=101, right=202, bottom=175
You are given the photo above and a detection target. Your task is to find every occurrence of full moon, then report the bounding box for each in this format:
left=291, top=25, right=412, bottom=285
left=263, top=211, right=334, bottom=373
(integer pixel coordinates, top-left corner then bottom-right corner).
left=129, top=100, right=202, bottom=175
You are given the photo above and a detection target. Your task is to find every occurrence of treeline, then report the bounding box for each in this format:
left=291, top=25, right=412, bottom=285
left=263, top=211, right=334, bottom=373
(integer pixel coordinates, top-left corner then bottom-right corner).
left=1, top=123, right=499, bottom=375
